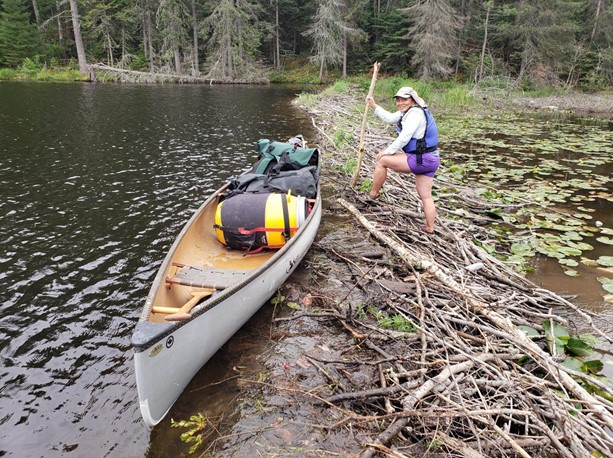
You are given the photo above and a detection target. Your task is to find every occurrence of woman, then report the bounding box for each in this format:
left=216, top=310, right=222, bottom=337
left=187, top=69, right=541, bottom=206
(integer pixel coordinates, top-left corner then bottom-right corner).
left=366, top=86, right=440, bottom=234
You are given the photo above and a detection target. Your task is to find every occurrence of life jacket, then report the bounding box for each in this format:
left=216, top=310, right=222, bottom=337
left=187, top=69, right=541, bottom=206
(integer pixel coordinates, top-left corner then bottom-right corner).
left=396, top=107, right=439, bottom=159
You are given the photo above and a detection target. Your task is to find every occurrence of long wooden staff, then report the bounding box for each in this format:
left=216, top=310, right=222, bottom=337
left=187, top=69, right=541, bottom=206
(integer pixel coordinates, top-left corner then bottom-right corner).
left=351, top=61, right=381, bottom=188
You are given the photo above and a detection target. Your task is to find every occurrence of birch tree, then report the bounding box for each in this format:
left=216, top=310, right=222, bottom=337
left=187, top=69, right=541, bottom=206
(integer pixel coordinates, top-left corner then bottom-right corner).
left=68, top=0, right=88, bottom=74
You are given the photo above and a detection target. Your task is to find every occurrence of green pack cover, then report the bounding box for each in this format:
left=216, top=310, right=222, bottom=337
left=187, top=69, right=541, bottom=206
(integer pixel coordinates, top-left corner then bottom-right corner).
left=254, top=139, right=318, bottom=174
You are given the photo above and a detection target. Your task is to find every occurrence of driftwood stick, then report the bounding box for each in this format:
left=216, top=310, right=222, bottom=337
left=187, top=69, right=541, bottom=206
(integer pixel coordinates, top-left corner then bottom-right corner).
left=338, top=198, right=478, bottom=301
left=360, top=417, right=411, bottom=458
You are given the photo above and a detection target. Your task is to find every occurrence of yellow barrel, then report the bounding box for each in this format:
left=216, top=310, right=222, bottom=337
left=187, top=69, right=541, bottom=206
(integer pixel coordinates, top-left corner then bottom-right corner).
left=215, top=192, right=307, bottom=250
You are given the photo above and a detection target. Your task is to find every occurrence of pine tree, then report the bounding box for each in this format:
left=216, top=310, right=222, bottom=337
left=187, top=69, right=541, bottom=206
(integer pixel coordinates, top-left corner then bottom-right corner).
left=400, top=0, right=462, bottom=80
left=306, top=0, right=344, bottom=81
left=137, top=0, right=159, bottom=72
left=511, top=0, right=581, bottom=86
left=203, top=0, right=263, bottom=81
left=0, top=0, right=39, bottom=67
left=367, top=5, right=412, bottom=74
left=157, top=0, right=190, bottom=74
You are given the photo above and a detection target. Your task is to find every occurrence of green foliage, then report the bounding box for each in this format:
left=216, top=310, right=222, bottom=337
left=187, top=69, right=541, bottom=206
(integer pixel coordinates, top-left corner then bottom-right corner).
left=0, top=67, right=17, bottom=79
left=369, top=307, right=416, bottom=333
left=18, top=56, right=44, bottom=77
left=203, top=0, right=265, bottom=81
left=521, top=322, right=611, bottom=401
left=0, top=0, right=39, bottom=67
left=170, top=413, right=207, bottom=455
left=358, top=179, right=372, bottom=193
left=270, top=294, right=299, bottom=310
left=269, top=57, right=327, bottom=84
left=331, top=79, right=348, bottom=93
left=333, top=127, right=354, bottom=149
left=0, top=0, right=607, bottom=88
left=368, top=8, right=412, bottom=74
left=333, top=156, right=356, bottom=177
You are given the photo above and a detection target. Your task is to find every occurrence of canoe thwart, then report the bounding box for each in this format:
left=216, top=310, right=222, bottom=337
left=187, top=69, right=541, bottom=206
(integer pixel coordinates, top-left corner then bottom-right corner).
left=151, top=288, right=216, bottom=316
left=166, top=265, right=250, bottom=290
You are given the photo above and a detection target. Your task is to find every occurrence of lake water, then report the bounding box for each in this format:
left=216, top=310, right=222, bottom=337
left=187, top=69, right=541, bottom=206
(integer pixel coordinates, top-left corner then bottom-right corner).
left=0, top=82, right=611, bottom=457
left=0, top=82, right=317, bottom=457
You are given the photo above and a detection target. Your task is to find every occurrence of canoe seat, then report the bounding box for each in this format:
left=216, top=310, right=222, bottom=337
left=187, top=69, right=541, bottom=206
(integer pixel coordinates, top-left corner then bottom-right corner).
left=166, top=265, right=250, bottom=290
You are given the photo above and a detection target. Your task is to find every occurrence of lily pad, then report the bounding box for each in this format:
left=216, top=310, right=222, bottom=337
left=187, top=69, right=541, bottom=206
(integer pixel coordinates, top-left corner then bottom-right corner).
left=566, top=241, right=594, bottom=251
left=559, top=231, right=583, bottom=240
left=565, top=337, right=594, bottom=357
left=583, top=359, right=604, bottom=374
left=543, top=320, right=569, bottom=356
left=580, top=257, right=598, bottom=267
left=564, top=269, right=579, bottom=277
left=596, top=236, right=613, bottom=245
left=519, top=325, right=541, bottom=337
left=597, top=277, right=613, bottom=294
left=596, top=256, right=613, bottom=267
left=559, top=247, right=582, bottom=257
left=562, top=357, right=583, bottom=372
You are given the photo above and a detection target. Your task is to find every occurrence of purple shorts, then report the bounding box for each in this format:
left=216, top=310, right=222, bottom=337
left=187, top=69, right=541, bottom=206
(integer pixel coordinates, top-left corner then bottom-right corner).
left=406, top=152, right=440, bottom=177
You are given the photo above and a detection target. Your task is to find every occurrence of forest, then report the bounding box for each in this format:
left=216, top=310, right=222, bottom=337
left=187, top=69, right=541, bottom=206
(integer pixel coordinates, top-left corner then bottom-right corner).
left=0, top=0, right=611, bottom=89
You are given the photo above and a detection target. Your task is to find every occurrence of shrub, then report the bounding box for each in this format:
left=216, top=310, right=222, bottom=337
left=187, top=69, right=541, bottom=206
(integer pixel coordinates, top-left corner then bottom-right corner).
left=0, top=68, right=17, bottom=79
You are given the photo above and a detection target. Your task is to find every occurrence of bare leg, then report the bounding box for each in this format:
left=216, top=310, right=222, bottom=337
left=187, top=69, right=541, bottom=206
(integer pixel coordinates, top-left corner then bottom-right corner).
left=370, top=154, right=412, bottom=198
left=415, top=174, right=436, bottom=232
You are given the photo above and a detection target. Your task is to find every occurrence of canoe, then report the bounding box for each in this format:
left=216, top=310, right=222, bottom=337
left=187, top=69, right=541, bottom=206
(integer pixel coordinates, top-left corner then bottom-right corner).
left=131, top=143, right=321, bottom=427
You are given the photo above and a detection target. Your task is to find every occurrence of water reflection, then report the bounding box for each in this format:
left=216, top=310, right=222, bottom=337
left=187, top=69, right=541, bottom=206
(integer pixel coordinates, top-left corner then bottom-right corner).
left=0, top=82, right=316, bottom=457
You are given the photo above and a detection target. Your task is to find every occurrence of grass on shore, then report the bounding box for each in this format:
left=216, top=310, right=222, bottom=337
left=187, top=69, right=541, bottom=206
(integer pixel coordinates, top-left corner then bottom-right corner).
left=0, top=58, right=88, bottom=82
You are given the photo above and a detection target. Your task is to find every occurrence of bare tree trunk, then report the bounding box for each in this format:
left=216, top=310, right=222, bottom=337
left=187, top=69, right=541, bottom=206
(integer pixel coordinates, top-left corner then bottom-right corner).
left=275, top=0, right=280, bottom=70
left=68, top=0, right=88, bottom=75
left=590, top=0, right=603, bottom=42
left=342, top=29, right=347, bottom=78
left=56, top=1, right=64, bottom=41
left=174, top=48, right=181, bottom=73
left=107, top=33, right=114, bottom=66
left=191, top=0, right=199, bottom=76
left=31, top=0, right=40, bottom=25
left=477, top=4, right=491, bottom=83
left=145, top=10, right=155, bottom=73
left=319, top=55, right=325, bottom=82
left=121, top=27, right=127, bottom=68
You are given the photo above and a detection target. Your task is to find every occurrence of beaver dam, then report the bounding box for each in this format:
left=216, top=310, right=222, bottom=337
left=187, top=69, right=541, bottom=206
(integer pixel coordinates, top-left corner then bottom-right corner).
left=264, top=88, right=613, bottom=457
left=170, top=88, right=612, bottom=457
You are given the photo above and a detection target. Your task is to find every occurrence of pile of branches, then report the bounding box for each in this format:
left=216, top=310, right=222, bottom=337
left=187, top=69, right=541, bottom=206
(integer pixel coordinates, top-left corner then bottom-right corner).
left=286, top=89, right=613, bottom=457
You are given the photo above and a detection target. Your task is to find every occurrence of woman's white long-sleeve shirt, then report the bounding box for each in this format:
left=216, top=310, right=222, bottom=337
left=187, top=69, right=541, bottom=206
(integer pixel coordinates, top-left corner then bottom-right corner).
left=374, top=105, right=426, bottom=155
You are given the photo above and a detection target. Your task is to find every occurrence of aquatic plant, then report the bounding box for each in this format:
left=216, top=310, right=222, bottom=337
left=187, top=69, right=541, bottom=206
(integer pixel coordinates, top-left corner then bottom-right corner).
left=440, top=112, right=612, bottom=297
left=171, top=413, right=207, bottom=455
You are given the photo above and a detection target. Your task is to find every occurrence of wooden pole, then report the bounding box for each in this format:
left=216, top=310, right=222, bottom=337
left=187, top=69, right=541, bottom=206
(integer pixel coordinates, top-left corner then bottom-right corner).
left=351, top=62, right=381, bottom=188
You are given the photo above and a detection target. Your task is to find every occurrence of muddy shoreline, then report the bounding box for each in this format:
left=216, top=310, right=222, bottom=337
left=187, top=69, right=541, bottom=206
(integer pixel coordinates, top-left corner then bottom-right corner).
left=511, top=93, right=613, bottom=118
